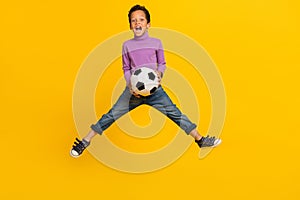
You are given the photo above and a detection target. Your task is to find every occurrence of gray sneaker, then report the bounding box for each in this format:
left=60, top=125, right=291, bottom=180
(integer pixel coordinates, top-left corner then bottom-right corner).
left=70, top=138, right=90, bottom=158
left=195, top=135, right=221, bottom=148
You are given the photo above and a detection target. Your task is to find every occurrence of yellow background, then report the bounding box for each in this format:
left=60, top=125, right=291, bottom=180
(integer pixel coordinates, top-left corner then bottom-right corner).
left=1, top=0, right=299, bottom=199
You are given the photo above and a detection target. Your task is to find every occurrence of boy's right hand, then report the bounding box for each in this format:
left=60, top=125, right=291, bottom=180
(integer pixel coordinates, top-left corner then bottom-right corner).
left=128, top=83, right=141, bottom=98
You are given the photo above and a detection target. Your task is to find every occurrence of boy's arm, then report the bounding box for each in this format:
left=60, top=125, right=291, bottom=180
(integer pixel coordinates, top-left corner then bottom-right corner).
left=156, top=40, right=166, bottom=78
left=122, top=43, right=140, bottom=97
left=122, top=44, right=131, bottom=86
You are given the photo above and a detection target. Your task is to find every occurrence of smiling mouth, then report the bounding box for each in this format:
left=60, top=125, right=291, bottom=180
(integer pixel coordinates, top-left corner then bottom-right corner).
left=135, top=27, right=142, bottom=31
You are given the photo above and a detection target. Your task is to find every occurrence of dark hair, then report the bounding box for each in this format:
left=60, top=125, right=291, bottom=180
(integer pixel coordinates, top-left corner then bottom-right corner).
left=128, top=5, right=151, bottom=25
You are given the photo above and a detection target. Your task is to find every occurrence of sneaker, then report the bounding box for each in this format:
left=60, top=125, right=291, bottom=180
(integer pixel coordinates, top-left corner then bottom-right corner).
left=70, top=138, right=90, bottom=158
left=195, top=135, right=221, bottom=148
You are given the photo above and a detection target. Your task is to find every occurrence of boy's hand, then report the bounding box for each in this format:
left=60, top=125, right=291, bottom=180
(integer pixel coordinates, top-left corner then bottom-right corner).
left=128, top=82, right=141, bottom=98
left=155, top=70, right=162, bottom=85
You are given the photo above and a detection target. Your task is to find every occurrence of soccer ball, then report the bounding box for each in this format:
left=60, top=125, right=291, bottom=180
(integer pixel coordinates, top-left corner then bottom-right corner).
left=130, top=67, right=159, bottom=96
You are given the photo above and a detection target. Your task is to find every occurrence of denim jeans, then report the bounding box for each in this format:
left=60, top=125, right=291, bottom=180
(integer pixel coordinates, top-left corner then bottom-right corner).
left=91, top=86, right=196, bottom=135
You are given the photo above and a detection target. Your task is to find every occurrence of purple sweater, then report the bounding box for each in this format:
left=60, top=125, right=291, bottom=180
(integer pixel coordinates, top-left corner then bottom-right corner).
left=122, top=31, right=166, bottom=85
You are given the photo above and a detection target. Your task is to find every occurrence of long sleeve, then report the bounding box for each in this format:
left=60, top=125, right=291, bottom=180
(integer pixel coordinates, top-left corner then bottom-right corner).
left=122, top=43, right=131, bottom=85
left=156, top=40, right=166, bottom=76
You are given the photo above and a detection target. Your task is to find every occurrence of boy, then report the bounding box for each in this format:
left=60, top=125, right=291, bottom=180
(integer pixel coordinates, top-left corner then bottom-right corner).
left=70, top=5, right=221, bottom=158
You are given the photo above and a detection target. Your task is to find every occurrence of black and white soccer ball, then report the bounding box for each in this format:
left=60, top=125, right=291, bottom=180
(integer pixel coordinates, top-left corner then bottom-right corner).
left=130, top=67, right=159, bottom=96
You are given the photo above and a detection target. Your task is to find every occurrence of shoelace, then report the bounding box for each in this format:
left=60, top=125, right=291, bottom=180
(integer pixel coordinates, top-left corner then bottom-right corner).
left=203, top=136, right=216, bottom=146
left=72, top=138, right=86, bottom=154
left=197, top=135, right=216, bottom=147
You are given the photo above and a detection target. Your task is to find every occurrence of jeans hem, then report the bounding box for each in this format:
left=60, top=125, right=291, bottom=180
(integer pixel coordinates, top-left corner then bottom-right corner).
left=90, top=124, right=103, bottom=135
left=185, top=124, right=197, bottom=135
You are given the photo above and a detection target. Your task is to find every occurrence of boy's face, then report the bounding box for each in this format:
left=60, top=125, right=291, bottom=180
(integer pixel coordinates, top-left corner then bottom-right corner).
left=130, top=10, right=150, bottom=37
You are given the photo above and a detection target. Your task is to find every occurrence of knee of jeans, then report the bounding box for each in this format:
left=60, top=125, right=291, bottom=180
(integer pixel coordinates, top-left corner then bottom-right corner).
left=167, top=107, right=182, bottom=117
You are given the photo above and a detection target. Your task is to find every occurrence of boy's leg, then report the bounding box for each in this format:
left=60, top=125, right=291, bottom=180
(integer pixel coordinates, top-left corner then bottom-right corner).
left=70, top=87, right=143, bottom=157
left=83, top=129, right=98, bottom=142
left=189, top=129, right=202, bottom=140
left=146, top=87, right=197, bottom=135
left=90, top=87, right=142, bottom=134
left=147, top=87, right=221, bottom=148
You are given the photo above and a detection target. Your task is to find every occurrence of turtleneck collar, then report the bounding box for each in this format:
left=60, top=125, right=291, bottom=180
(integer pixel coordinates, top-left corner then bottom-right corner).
left=133, top=31, right=149, bottom=40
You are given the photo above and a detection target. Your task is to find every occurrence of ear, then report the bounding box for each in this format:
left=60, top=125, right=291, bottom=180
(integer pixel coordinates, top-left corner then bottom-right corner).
left=146, top=23, right=151, bottom=29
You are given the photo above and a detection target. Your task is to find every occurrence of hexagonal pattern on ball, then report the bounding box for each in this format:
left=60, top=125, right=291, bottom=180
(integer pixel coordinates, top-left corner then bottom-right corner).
left=130, top=67, right=159, bottom=96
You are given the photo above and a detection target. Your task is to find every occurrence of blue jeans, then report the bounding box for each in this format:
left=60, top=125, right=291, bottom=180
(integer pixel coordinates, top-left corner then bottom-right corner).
left=91, top=86, right=196, bottom=135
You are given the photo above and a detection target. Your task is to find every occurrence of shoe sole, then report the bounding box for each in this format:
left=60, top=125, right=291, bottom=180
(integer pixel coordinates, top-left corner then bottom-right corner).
left=212, top=139, right=222, bottom=147
left=70, top=150, right=80, bottom=158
